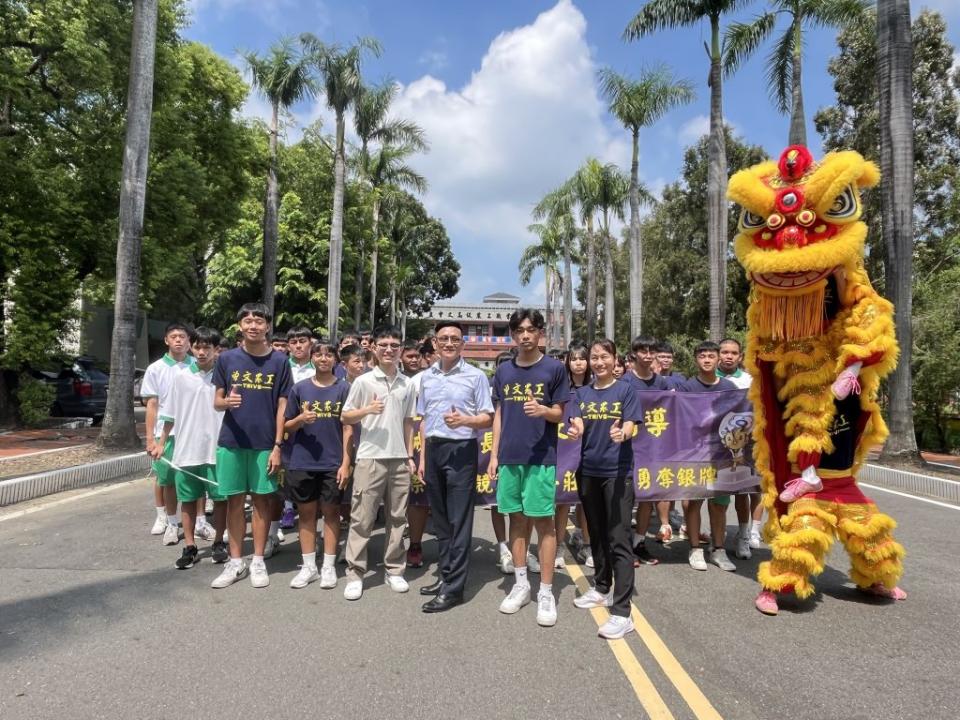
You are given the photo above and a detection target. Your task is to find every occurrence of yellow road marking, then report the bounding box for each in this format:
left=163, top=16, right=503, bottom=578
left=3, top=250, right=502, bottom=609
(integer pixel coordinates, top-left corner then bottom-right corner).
left=565, top=559, right=675, bottom=720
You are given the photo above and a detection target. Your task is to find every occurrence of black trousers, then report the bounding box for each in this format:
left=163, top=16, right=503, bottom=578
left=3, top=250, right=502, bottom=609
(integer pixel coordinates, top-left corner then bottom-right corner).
left=578, top=473, right=635, bottom=617
left=424, top=437, right=478, bottom=597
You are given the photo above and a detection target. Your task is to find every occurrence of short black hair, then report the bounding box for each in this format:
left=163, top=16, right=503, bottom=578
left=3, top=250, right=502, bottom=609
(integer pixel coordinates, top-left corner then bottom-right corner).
left=508, top=308, right=545, bottom=332
left=419, top=339, right=436, bottom=357
left=434, top=320, right=464, bottom=336
left=164, top=322, right=194, bottom=339
left=236, top=302, right=271, bottom=324
left=694, top=341, right=721, bottom=355
left=495, top=350, right=514, bottom=366
left=193, top=326, right=221, bottom=347
left=339, top=343, right=364, bottom=362
left=310, top=339, right=339, bottom=361
left=340, top=332, right=360, bottom=344
left=219, top=337, right=233, bottom=351
left=402, top=339, right=419, bottom=352
left=656, top=341, right=674, bottom=355
left=373, top=325, right=402, bottom=342
left=719, top=337, right=742, bottom=351
left=287, top=326, right=313, bottom=341
left=631, top=335, right=658, bottom=353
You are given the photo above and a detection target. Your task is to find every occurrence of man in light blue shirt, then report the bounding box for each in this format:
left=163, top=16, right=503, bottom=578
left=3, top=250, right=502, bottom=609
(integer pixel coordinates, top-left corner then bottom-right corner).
left=416, top=320, right=494, bottom=612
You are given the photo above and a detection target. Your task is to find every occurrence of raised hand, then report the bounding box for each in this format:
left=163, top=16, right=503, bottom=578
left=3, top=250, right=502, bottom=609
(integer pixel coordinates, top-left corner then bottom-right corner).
left=565, top=417, right=583, bottom=440
left=610, top=418, right=625, bottom=443
left=522, top=391, right=543, bottom=418
left=367, top=393, right=385, bottom=416
left=226, top=383, right=242, bottom=409
left=444, top=404, right=465, bottom=428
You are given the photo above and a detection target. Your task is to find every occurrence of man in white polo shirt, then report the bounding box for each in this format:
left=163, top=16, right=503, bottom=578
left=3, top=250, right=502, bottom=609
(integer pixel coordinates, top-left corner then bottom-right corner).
left=340, top=326, right=418, bottom=601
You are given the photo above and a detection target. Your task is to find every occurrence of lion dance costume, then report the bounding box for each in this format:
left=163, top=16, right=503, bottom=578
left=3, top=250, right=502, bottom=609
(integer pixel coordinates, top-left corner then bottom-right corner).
left=728, top=146, right=906, bottom=615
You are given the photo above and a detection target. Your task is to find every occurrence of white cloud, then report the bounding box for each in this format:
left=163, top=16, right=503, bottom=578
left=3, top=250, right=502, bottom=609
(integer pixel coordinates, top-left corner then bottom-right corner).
left=187, top=0, right=327, bottom=32
left=389, top=0, right=629, bottom=294
left=677, top=114, right=710, bottom=145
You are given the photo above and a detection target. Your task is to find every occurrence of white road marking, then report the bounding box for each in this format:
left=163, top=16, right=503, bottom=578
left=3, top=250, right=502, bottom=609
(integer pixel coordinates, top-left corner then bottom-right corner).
left=860, top=483, right=960, bottom=511
left=0, top=477, right=145, bottom=523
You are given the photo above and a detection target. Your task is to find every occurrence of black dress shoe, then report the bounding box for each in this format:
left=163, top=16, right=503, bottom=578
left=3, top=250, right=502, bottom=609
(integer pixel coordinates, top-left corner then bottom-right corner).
left=422, top=593, right=463, bottom=613
left=419, top=579, right=443, bottom=596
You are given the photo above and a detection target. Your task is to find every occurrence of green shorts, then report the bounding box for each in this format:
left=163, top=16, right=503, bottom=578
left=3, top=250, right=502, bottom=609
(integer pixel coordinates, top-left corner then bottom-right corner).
left=215, top=447, right=277, bottom=497
left=496, top=464, right=556, bottom=518
left=152, top=437, right=175, bottom=487
left=174, top=463, right=226, bottom=503
left=709, top=493, right=731, bottom=506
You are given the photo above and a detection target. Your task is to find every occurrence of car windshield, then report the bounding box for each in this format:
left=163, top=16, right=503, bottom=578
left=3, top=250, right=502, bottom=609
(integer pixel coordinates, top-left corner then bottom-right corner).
left=74, top=361, right=109, bottom=381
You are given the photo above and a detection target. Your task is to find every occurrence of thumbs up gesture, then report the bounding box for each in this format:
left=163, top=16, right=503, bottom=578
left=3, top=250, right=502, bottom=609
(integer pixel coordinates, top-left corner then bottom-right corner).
left=226, top=383, right=242, bottom=409
left=444, top=404, right=465, bottom=429
left=609, top=417, right=625, bottom=444
left=523, top=390, right=544, bottom=418
left=367, top=393, right=385, bottom=416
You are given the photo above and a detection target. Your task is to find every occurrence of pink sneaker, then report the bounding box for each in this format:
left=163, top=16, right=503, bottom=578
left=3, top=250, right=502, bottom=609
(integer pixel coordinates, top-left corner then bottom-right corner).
left=755, top=590, right=779, bottom=615
left=832, top=369, right=861, bottom=400
left=779, top=475, right=822, bottom=503
left=861, top=583, right=907, bottom=600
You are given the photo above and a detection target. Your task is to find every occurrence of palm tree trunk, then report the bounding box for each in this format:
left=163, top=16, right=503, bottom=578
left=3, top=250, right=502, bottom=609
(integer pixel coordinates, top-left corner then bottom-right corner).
left=544, top=268, right=552, bottom=351
left=585, top=216, right=597, bottom=343
left=877, top=0, right=918, bottom=460
left=707, top=15, right=728, bottom=343
left=262, top=101, right=280, bottom=320
left=353, top=245, right=364, bottom=332
left=563, top=237, right=573, bottom=347
left=328, top=112, right=346, bottom=338
left=390, top=261, right=397, bottom=325
left=99, top=0, right=158, bottom=449
left=628, top=127, right=643, bottom=338
left=788, top=16, right=807, bottom=147
left=368, top=196, right=381, bottom=329
left=603, top=214, right=615, bottom=341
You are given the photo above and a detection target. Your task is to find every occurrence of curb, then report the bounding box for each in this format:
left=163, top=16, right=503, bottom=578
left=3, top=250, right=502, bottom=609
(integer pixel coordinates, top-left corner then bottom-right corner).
left=0, top=452, right=151, bottom=507
left=861, top=463, right=960, bottom=505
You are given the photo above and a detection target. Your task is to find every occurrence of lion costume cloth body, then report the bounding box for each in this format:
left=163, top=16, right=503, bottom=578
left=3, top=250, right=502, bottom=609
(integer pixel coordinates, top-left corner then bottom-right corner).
left=728, top=145, right=906, bottom=610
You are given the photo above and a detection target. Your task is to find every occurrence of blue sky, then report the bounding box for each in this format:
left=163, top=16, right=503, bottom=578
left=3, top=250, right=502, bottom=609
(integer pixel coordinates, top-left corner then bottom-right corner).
left=184, top=0, right=960, bottom=306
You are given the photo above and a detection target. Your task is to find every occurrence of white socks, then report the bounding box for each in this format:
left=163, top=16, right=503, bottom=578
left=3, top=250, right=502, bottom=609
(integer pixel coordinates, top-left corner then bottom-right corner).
left=269, top=520, right=280, bottom=537
left=498, top=541, right=509, bottom=556
left=302, top=551, right=316, bottom=568
left=540, top=582, right=553, bottom=596
left=166, top=514, right=178, bottom=527
left=514, top=566, right=529, bottom=588
left=155, top=506, right=165, bottom=519
left=322, top=553, right=336, bottom=569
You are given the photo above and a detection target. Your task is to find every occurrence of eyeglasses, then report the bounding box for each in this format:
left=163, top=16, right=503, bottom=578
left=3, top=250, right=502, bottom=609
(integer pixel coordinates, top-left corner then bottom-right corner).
left=435, top=336, right=462, bottom=346
left=376, top=342, right=401, bottom=350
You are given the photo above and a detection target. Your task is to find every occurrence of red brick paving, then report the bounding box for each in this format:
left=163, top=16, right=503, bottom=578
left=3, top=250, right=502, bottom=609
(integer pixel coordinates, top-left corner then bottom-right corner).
left=0, top=424, right=146, bottom=458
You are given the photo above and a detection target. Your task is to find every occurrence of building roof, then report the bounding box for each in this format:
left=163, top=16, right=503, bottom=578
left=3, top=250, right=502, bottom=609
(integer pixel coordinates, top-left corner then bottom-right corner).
left=481, top=292, right=520, bottom=304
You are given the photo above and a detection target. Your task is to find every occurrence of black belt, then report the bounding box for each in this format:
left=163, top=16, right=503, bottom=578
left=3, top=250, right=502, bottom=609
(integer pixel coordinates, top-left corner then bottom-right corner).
left=426, top=436, right=477, bottom=445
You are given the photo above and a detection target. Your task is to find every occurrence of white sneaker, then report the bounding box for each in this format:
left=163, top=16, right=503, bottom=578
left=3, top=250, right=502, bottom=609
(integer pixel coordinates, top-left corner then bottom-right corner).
left=263, top=535, right=279, bottom=559
left=319, top=565, right=337, bottom=589
left=554, top=555, right=566, bottom=570
left=204, top=498, right=214, bottom=514
left=222, top=528, right=230, bottom=543
left=688, top=548, right=708, bottom=571
left=344, top=579, right=363, bottom=600
left=574, top=588, right=612, bottom=609
left=385, top=574, right=409, bottom=593
left=526, top=551, right=541, bottom=574
left=498, top=584, right=531, bottom=614
left=211, top=559, right=248, bottom=589
left=290, top=565, right=319, bottom=589
left=584, top=549, right=595, bottom=568
left=598, top=615, right=635, bottom=639
left=499, top=550, right=514, bottom=574
left=735, top=532, right=752, bottom=559
left=276, top=527, right=285, bottom=543
left=536, top=591, right=558, bottom=627
left=151, top=514, right=166, bottom=535
left=710, top=548, right=736, bottom=572
left=749, top=528, right=762, bottom=549
left=162, top=523, right=180, bottom=546
left=250, top=560, right=269, bottom=588
left=195, top=520, right=216, bottom=542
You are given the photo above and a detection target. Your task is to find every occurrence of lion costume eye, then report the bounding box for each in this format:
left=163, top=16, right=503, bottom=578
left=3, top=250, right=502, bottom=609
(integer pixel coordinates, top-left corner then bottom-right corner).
left=739, top=209, right=766, bottom=231
left=824, top=185, right=859, bottom=220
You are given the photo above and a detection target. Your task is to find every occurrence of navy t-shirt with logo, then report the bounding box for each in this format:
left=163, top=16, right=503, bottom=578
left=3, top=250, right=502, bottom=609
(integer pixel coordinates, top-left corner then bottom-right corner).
left=677, top=376, right=738, bottom=393
left=624, top=371, right=670, bottom=391
left=574, top=381, right=641, bottom=476
left=492, top=356, right=569, bottom=466
left=213, top=347, right=292, bottom=450
left=284, top=378, right=351, bottom=472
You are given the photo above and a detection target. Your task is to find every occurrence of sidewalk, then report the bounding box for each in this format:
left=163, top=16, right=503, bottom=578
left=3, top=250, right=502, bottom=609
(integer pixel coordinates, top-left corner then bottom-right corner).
left=0, top=426, right=103, bottom=458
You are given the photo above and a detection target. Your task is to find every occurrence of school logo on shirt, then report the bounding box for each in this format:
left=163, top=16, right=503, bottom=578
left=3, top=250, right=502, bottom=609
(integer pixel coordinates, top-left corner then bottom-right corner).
left=578, top=400, right=623, bottom=421
left=231, top=369, right=276, bottom=390
left=502, top=382, right=545, bottom=402
left=303, top=400, right=342, bottom=418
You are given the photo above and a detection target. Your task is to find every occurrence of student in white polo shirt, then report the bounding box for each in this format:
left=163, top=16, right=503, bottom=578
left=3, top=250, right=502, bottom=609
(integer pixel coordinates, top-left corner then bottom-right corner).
left=340, top=326, right=418, bottom=601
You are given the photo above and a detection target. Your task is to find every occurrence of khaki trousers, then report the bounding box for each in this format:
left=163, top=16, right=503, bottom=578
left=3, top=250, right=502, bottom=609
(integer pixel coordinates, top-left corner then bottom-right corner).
left=345, top=458, right=410, bottom=582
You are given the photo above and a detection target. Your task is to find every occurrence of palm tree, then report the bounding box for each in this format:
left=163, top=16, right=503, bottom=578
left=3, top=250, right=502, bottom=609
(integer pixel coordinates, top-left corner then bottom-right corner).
left=570, top=160, right=602, bottom=342
left=593, top=163, right=630, bottom=341
left=301, top=35, right=382, bottom=338
left=99, top=0, right=158, bottom=449
left=353, top=82, right=427, bottom=329
left=724, top=0, right=871, bottom=146
left=625, top=0, right=746, bottom=342
left=242, top=39, right=314, bottom=320
left=877, top=0, right=918, bottom=460
left=532, top=188, right=579, bottom=346
left=598, top=66, right=694, bottom=337
left=520, top=222, right=564, bottom=350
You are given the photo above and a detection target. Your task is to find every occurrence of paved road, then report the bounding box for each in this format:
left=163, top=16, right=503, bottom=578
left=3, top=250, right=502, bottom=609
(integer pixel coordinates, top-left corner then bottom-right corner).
left=1, top=475, right=957, bottom=720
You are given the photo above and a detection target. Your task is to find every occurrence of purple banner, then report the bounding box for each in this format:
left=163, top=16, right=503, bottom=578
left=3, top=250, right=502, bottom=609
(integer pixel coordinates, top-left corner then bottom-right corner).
left=631, top=389, right=758, bottom=501
left=554, top=423, right=581, bottom=505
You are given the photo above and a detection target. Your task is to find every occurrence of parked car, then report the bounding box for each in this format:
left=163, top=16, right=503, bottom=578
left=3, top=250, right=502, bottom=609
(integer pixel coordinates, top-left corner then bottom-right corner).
left=133, top=368, right=146, bottom=406
left=40, top=357, right=109, bottom=425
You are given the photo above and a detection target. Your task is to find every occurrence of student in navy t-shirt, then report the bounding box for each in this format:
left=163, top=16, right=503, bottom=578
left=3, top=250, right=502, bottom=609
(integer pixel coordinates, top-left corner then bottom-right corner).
left=490, top=309, right=568, bottom=627
left=283, top=340, right=353, bottom=590
left=565, top=338, right=641, bottom=639
left=656, top=341, right=686, bottom=389
left=676, top=341, right=738, bottom=574
left=626, top=336, right=670, bottom=566
left=210, top=302, right=292, bottom=590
